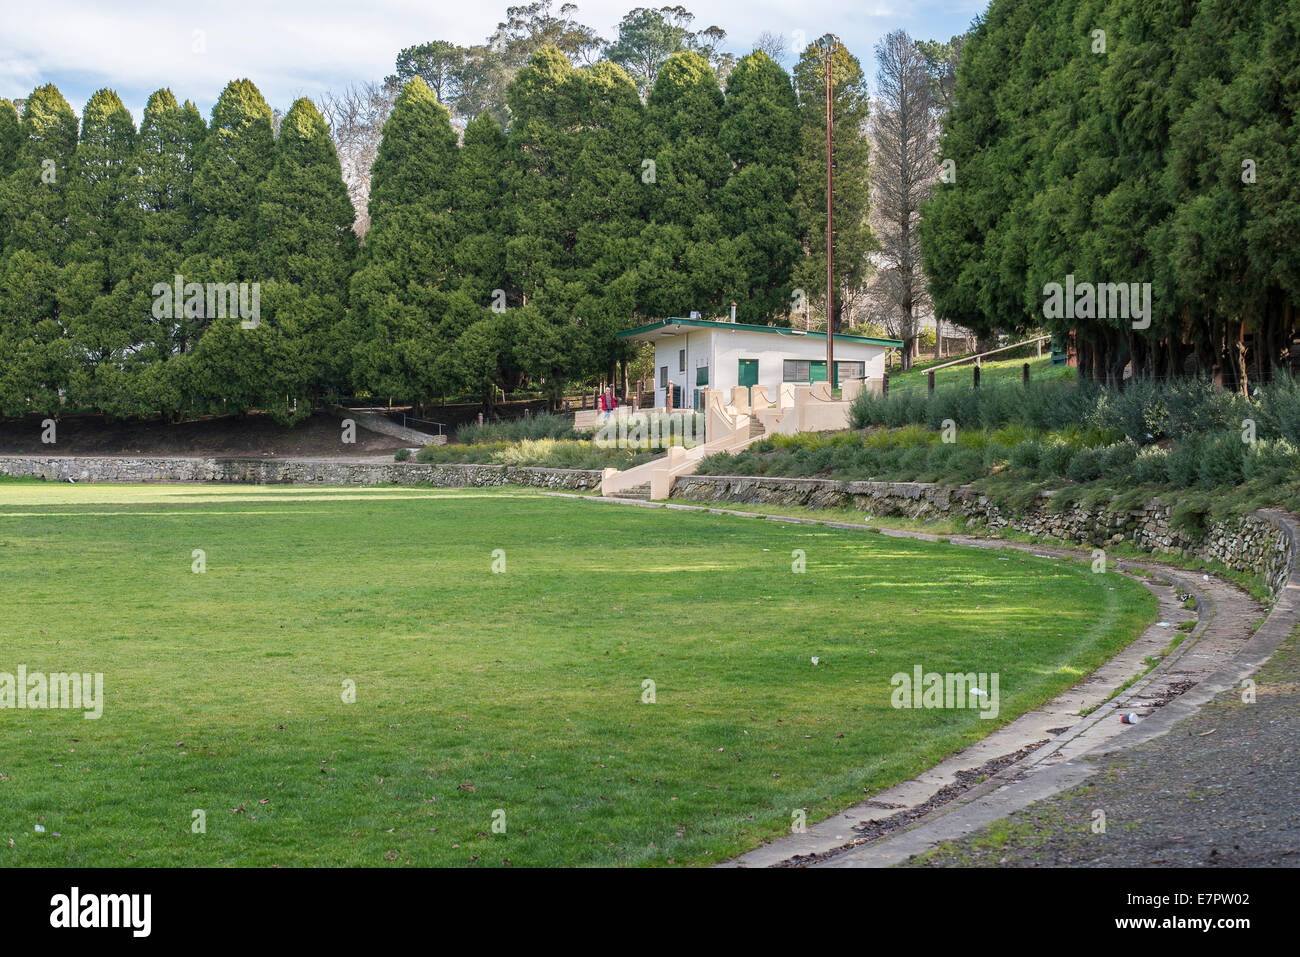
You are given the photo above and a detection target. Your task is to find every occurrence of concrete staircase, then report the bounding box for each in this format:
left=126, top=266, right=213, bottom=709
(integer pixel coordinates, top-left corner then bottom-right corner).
left=599, top=393, right=775, bottom=500
left=615, top=483, right=652, bottom=501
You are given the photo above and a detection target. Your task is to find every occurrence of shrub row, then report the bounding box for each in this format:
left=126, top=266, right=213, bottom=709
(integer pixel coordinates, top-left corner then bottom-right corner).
left=697, top=423, right=1300, bottom=493
left=453, top=413, right=582, bottom=445
left=851, top=372, right=1300, bottom=448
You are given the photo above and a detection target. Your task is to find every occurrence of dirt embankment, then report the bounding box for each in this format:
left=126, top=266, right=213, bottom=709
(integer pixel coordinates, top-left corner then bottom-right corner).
left=0, top=411, right=404, bottom=458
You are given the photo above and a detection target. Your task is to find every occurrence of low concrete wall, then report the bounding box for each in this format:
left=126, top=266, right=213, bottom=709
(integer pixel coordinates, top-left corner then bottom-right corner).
left=671, top=474, right=1295, bottom=600
left=0, top=456, right=602, bottom=491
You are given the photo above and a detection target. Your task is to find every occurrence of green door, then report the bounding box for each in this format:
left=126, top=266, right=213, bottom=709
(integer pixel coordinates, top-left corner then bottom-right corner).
left=671, top=384, right=682, bottom=408
left=1051, top=335, right=1069, bottom=366
left=737, top=359, right=759, bottom=388
left=809, top=360, right=828, bottom=383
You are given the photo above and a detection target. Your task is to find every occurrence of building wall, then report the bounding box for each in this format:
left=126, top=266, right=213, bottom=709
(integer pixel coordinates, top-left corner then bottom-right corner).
left=652, top=329, right=887, bottom=407
left=651, top=329, right=709, bottom=409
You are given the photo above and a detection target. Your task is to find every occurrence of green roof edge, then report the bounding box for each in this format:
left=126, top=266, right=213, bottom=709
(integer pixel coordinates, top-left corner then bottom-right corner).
left=615, top=316, right=903, bottom=348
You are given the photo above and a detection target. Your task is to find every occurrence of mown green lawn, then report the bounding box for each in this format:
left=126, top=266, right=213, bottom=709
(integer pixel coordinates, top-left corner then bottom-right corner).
left=889, top=354, right=1076, bottom=394
left=0, top=483, right=1155, bottom=866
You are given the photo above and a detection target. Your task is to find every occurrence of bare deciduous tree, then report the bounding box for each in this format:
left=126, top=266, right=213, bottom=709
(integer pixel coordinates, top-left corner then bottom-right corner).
left=320, top=79, right=400, bottom=237
left=752, top=30, right=789, bottom=65
left=869, top=30, right=940, bottom=369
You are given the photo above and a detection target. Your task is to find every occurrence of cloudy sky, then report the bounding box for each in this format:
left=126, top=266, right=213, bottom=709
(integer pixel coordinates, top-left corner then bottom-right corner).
left=1, top=0, right=987, bottom=119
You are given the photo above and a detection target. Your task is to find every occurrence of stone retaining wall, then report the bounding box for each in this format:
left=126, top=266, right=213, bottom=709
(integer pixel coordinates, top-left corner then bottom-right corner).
left=672, top=474, right=1295, bottom=599
left=0, top=456, right=601, bottom=491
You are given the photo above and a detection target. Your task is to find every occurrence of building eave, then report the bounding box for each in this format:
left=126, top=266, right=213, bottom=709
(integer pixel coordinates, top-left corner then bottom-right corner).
left=615, top=317, right=903, bottom=349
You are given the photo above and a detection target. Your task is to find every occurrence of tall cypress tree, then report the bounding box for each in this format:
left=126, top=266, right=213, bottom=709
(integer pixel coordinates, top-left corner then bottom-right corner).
left=569, top=60, right=646, bottom=389
left=61, top=89, right=138, bottom=412
left=718, top=51, right=801, bottom=324
left=253, top=96, right=358, bottom=417
left=639, top=51, right=738, bottom=321
left=347, top=77, right=460, bottom=403
left=123, top=90, right=206, bottom=418
left=444, top=112, right=520, bottom=402
left=792, top=38, right=875, bottom=335
left=182, top=79, right=276, bottom=416
left=0, top=85, right=79, bottom=416
left=503, top=47, right=586, bottom=403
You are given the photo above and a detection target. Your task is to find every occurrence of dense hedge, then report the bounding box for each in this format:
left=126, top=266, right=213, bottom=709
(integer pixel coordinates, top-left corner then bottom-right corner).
left=0, top=44, right=817, bottom=422
left=922, top=0, right=1300, bottom=387
left=699, top=376, right=1300, bottom=499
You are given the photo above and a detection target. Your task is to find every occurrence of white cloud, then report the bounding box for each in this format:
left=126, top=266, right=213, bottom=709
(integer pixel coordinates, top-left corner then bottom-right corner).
left=0, top=0, right=975, bottom=117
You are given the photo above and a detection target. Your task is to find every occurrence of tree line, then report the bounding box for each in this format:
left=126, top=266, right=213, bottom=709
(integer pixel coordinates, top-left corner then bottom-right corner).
left=0, top=21, right=959, bottom=421
left=0, top=51, right=806, bottom=420
left=921, top=0, right=1300, bottom=392
left=0, top=82, right=356, bottom=422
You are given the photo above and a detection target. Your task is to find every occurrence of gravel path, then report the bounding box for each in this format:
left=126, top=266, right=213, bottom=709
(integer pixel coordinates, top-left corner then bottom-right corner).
left=906, top=624, right=1300, bottom=867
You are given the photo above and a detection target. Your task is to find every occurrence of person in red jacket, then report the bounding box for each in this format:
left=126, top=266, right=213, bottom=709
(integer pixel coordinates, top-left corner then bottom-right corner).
left=599, top=388, right=618, bottom=421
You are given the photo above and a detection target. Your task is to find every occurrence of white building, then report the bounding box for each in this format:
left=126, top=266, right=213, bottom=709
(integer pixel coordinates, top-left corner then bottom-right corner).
left=617, top=317, right=901, bottom=410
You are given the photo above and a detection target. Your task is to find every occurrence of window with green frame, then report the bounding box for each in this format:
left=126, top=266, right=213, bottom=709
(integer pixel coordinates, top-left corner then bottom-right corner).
left=836, top=361, right=865, bottom=383
left=783, top=359, right=827, bottom=382
left=696, top=365, right=709, bottom=386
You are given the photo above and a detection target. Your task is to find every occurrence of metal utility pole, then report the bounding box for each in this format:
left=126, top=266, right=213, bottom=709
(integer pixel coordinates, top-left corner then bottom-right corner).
left=824, top=38, right=836, bottom=385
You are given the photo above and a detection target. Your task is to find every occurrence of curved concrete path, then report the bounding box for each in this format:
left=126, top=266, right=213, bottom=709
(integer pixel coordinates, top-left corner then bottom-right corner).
left=804, top=513, right=1297, bottom=869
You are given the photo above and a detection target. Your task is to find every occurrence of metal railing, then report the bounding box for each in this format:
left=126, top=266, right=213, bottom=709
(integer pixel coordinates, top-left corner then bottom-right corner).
left=399, top=414, right=446, bottom=436
left=923, top=334, right=1052, bottom=373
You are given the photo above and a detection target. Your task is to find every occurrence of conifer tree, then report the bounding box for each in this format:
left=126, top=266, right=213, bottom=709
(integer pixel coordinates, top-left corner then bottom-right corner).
left=443, top=112, right=519, bottom=401
left=718, top=51, right=801, bottom=323
left=61, top=89, right=138, bottom=411
left=638, top=51, right=739, bottom=321
left=503, top=47, right=588, bottom=401
left=181, top=79, right=276, bottom=416
left=569, top=60, right=646, bottom=389
left=122, top=90, right=206, bottom=418
left=0, top=85, right=79, bottom=416
left=347, top=77, right=460, bottom=403
left=254, top=96, right=358, bottom=415
left=792, top=38, right=874, bottom=337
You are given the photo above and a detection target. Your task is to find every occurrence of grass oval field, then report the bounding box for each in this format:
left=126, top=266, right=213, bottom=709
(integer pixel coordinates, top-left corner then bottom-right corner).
left=0, top=483, right=1156, bottom=866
